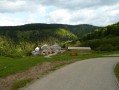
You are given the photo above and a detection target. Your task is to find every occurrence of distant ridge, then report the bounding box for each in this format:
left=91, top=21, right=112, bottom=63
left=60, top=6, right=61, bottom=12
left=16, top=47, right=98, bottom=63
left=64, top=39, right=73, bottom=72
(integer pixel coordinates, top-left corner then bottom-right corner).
left=0, top=23, right=100, bottom=37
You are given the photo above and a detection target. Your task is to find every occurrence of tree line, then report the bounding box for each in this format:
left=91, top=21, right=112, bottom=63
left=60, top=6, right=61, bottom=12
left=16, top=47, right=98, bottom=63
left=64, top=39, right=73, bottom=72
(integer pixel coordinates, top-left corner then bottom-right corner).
left=0, top=23, right=99, bottom=57
left=0, top=28, right=77, bottom=57
left=81, top=22, right=119, bottom=51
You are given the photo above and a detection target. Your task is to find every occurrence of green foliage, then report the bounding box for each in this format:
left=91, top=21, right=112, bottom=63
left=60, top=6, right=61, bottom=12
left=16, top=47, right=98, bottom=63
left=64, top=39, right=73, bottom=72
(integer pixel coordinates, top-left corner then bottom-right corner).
left=0, top=23, right=99, bottom=38
left=82, top=37, right=119, bottom=51
left=12, top=79, right=32, bottom=90
left=81, top=22, right=119, bottom=51
left=114, top=63, right=119, bottom=81
left=96, top=44, right=113, bottom=51
left=0, top=23, right=99, bottom=56
left=0, top=50, right=104, bottom=78
left=68, top=24, right=100, bottom=37
left=0, top=50, right=119, bottom=78
left=82, top=22, right=119, bottom=41
left=0, top=56, right=45, bottom=77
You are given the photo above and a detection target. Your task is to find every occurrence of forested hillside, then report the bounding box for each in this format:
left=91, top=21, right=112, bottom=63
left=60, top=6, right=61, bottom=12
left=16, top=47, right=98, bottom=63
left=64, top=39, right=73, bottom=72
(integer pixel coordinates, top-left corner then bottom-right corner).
left=67, top=24, right=99, bottom=37
left=0, top=23, right=99, bottom=37
left=81, top=22, right=119, bottom=51
left=0, top=23, right=99, bottom=57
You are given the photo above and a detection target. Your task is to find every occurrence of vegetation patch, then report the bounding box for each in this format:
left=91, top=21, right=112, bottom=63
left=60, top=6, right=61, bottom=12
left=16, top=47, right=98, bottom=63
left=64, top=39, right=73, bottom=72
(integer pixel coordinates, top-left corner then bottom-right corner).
left=114, top=63, right=119, bottom=81
left=12, top=79, right=32, bottom=90
left=0, top=51, right=119, bottom=90
left=0, top=59, right=78, bottom=90
left=0, top=23, right=99, bottom=57
left=81, top=22, right=119, bottom=51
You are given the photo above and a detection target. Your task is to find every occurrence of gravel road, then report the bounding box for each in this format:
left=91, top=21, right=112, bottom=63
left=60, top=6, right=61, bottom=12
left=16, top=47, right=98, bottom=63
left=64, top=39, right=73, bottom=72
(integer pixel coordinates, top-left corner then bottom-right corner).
left=24, top=58, right=119, bottom=90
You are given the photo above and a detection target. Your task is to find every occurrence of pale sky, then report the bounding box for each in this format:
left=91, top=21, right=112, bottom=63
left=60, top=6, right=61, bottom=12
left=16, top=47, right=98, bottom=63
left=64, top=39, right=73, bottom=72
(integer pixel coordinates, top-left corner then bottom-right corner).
left=0, top=0, right=119, bottom=26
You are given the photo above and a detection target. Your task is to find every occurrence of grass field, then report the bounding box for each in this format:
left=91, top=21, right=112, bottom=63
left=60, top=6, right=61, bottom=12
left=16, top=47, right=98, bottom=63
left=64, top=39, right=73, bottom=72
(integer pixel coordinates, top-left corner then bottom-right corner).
left=0, top=51, right=99, bottom=78
left=0, top=50, right=119, bottom=78
left=0, top=50, right=119, bottom=90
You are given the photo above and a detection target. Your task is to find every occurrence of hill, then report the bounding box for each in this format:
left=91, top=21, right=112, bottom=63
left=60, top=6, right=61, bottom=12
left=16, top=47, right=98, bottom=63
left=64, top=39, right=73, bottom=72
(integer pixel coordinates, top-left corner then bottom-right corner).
left=0, top=23, right=99, bottom=37
left=67, top=24, right=99, bottom=37
left=81, top=22, right=119, bottom=51
left=0, top=23, right=99, bottom=56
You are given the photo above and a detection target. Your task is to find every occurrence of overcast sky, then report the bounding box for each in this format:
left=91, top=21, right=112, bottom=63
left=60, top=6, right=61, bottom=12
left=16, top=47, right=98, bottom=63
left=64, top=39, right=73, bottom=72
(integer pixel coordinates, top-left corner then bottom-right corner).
left=0, top=0, right=119, bottom=26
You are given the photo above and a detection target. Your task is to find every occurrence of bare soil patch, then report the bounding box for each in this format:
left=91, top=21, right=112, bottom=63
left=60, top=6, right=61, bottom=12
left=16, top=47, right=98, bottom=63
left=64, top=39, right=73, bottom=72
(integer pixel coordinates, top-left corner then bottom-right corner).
left=0, top=59, right=78, bottom=90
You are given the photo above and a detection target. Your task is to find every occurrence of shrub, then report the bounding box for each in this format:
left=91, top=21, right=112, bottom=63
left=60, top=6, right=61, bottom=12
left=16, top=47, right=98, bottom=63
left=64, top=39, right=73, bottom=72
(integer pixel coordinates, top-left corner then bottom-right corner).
left=96, top=44, right=114, bottom=51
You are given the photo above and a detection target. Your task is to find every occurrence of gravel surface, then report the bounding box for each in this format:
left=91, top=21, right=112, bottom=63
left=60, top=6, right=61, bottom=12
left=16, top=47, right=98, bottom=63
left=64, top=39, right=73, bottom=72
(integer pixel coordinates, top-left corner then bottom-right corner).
left=24, top=58, right=119, bottom=90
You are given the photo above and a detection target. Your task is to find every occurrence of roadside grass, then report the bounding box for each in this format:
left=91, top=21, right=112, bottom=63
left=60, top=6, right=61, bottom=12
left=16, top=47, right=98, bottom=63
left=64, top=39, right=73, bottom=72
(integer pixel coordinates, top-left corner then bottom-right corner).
left=0, top=50, right=119, bottom=90
left=114, top=63, right=119, bottom=81
left=95, top=51, right=119, bottom=55
left=0, top=56, right=45, bottom=78
left=0, top=50, right=119, bottom=78
left=11, top=60, right=77, bottom=90
left=12, top=79, right=32, bottom=90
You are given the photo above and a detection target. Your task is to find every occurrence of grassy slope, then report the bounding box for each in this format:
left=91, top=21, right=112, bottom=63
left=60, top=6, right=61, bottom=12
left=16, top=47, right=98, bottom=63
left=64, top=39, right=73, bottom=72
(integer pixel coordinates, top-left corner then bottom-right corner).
left=0, top=51, right=103, bottom=78
left=1, top=51, right=119, bottom=78
left=0, top=51, right=119, bottom=90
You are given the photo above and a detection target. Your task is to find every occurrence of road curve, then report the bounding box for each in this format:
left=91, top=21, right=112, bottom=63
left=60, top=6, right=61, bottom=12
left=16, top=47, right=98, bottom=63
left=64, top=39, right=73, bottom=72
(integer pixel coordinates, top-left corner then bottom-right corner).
left=24, top=58, right=119, bottom=90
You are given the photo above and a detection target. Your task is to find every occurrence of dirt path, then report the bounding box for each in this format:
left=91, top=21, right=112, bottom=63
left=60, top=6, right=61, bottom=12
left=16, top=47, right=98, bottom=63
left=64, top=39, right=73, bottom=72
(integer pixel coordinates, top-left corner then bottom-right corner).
left=0, top=60, right=77, bottom=90
left=24, top=58, right=119, bottom=90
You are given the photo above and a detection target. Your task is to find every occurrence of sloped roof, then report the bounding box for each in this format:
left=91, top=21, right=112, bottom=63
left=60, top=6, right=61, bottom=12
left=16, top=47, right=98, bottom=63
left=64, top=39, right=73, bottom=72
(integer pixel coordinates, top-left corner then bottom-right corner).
left=35, top=47, right=39, bottom=51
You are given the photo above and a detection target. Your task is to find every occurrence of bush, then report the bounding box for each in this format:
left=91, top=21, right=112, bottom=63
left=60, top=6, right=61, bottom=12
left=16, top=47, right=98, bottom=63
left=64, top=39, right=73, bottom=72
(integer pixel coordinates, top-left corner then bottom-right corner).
left=5, top=48, right=25, bottom=58
left=81, top=37, right=119, bottom=51
left=96, top=44, right=114, bottom=51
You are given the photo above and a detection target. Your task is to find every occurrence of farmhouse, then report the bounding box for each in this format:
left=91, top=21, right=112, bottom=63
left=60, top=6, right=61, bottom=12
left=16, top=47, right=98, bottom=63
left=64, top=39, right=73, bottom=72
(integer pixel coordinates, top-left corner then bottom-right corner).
left=31, top=43, right=62, bottom=56
left=31, top=47, right=40, bottom=55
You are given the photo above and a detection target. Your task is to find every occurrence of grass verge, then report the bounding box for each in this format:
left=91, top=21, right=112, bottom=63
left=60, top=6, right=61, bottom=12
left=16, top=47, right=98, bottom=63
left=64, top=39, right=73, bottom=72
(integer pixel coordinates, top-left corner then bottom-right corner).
left=0, top=51, right=119, bottom=78
left=114, top=63, right=119, bottom=81
left=12, top=79, right=32, bottom=90
left=11, top=60, right=77, bottom=90
left=0, top=51, right=99, bottom=78
left=0, top=50, right=119, bottom=90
